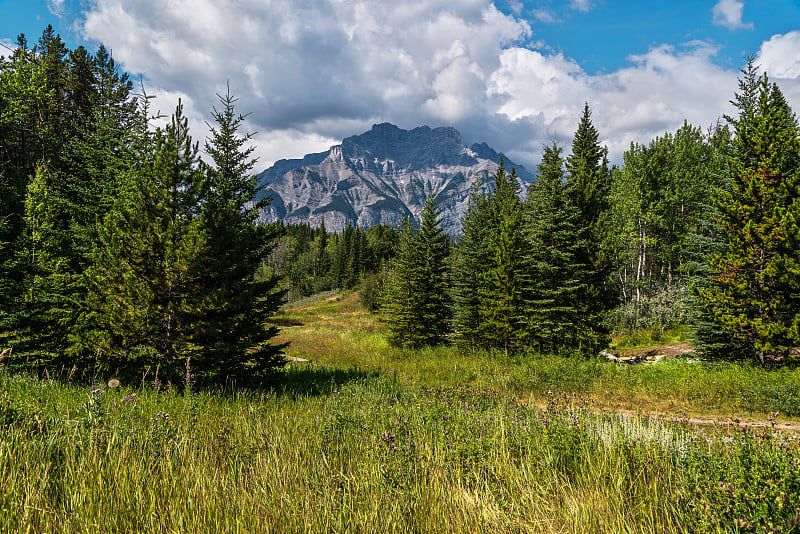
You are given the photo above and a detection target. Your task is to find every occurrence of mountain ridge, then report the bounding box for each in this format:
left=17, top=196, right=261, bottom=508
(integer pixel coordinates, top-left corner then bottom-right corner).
left=255, top=123, right=532, bottom=234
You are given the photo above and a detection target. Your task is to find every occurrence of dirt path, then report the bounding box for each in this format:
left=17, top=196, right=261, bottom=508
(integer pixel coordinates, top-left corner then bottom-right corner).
left=610, top=407, right=800, bottom=433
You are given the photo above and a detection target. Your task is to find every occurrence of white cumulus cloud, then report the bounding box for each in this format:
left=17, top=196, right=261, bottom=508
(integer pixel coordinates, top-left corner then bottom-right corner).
left=756, top=31, right=800, bottom=114
left=712, top=0, right=753, bottom=31
left=81, top=0, right=529, bottom=166
left=757, top=31, right=800, bottom=79
left=78, top=0, right=792, bottom=171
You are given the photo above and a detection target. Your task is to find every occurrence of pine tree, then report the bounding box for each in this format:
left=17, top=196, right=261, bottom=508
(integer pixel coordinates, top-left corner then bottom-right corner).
left=566, top=103, right=609, bottom=235
left=0, top=36, right=54, bottom=335
left=452, top=178, right=492, bottom=346
left=10, top=164, right=71, bottom=367
left=87, top=100, right=206, bottom=380
left=382, top=194, right=451, bottom=347
left=314, top=218, right=331, bottom=283
left=415, top=193, right=451, bottom=345
left=480, top=163, right=525, bottom=356
left=685, top=123, right=737, bottom=357
left=193, top=85, right=286, bottom=382
left=697, top=74, right=800, bottom=364
left=382, top=218, right=421, bottom=347
left=565, top=103, right=612, bottom=351
left=523, top=142, right=591, bottom=353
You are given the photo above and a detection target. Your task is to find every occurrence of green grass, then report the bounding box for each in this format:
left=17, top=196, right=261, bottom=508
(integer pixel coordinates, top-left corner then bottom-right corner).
left=2, top=367, right=799, bottom=533
left=610, top=326, right=689, bottom=349
left=273, top=292, right=800, bottom=422
left=3, top=290, right=800, bottom=532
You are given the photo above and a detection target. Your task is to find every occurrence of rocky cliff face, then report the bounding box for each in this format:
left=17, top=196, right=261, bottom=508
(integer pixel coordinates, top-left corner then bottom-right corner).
left=255, top=123, right=532, bottom=235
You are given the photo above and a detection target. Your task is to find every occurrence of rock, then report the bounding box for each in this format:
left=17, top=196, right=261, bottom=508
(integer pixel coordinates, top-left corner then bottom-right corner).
left=255, top=123, right=533, bottom=235
left=599, top=349, right=620, bottom=362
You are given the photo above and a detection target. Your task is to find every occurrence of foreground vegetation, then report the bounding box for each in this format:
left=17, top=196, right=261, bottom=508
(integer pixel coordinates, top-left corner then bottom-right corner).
left=4, top=292, right=800, bottom=533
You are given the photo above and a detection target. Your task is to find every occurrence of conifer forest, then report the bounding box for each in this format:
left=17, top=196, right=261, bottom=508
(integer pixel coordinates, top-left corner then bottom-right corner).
left=2, top=27, right=800, bottom=533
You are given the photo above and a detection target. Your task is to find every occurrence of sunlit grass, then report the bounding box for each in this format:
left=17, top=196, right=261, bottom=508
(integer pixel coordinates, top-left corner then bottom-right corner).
left=4, top=289, right=800, bottom=532
left=2, top=368, right=799, bottom=533
left=272, top=291, right=800, bottom=423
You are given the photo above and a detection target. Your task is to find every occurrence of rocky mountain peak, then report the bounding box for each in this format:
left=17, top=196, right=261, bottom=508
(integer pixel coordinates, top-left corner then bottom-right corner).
left=255, top=123, right=532, bottom=235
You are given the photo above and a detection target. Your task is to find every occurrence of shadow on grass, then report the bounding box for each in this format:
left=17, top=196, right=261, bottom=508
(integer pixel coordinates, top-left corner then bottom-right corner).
left=270, top=317, right=305, bottom=327
left=268, top=363, right=380, bottom=398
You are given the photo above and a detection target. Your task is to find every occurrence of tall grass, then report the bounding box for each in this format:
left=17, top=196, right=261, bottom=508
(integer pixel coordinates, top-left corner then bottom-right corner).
left=274, top=294, right=800, bottom=420
left=2, top=368, right=799, bottom=533
left=3, top=290, right=800, bottom=532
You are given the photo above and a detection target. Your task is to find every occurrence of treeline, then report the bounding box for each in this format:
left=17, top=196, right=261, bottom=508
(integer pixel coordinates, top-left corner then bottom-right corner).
left=0, top=28, right=284, bottom=384
left=382, top=105, right=612, bottom=356
left=265, top=222, right=398, bottom=302
left=381, top=59, right=800, bottom=365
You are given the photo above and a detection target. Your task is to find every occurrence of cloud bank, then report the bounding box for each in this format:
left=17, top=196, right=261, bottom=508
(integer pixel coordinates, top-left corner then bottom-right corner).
left=80, top=0, right=797, bottom=171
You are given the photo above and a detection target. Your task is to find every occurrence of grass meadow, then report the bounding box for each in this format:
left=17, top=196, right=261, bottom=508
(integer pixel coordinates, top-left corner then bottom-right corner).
left=2, top=291, right=800, bottom=532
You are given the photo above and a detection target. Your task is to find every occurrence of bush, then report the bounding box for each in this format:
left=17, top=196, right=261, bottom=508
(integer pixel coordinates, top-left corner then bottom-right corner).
left=358, top=272, right=384, bottom=313
left=740, top=383, right=800, bottom=416
left=608, top=284, right=690, bottom=336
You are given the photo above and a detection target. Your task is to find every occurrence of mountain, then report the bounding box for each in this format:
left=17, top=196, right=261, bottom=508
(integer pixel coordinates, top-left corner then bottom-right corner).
left=255, top=123, right=533, bottom=235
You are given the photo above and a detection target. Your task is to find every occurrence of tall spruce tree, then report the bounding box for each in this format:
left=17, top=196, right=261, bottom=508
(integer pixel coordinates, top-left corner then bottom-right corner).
left=382, top=194, right=451, bottom=347
left=0, top=36, right=54, bottom=336
left=452, top=178, right=492, bottom=346
left=194, top=85, right=285, bottom=382
left=480, top=162, right=526, bottom=356
left=415, top=193, right=452, bottom=345
left=697, top=73, right=800, bottom=364
left=87, top=100, right=206, bottom=380
left=523, top=142, right=591, bottom=353
left=382, top=218, right=421, bottom=347
left=686, top=123, right=754, bottom=360
left=565, top=103, right=612, bottom=351
left=12, top=164, right=71, bottom=367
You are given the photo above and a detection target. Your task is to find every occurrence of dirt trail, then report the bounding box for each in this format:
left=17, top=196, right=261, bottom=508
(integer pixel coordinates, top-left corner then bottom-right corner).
left=612, top=407, right=800, bottom=433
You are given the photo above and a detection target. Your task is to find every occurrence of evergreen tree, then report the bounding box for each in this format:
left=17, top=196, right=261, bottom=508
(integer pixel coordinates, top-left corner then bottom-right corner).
left=10, top=164, right=71, bottom=367
left=697, top=74, right=800, bottom=364
left=523, top=142, right=591, bottom=353
left=452, top=178, right=492, bottom=346
left=414, top=193, right=451, bottom=345
left=314, top=218, right=331, bottom=285
left=480, top=163, right=525, bottom=356
left=685, top=123, right=752, bottom=359
left=566, top=103, right=610, bottom=237
left=382, top=194, right=451, bottom=347
left=194, top=85, right=286, bottom=382
left=565, top=103, right=612, bottom=350
left=382, top=218, right=420, bottom=347
left=87, top=100, right=206, bottom=380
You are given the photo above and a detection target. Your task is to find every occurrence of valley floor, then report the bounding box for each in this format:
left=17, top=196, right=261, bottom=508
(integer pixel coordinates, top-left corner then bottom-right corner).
left=2, top=290, right=799, bottom=533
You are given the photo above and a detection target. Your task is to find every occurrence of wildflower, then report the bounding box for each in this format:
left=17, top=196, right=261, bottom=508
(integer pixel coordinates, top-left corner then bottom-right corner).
left=108, top=378, right=121, bottom=388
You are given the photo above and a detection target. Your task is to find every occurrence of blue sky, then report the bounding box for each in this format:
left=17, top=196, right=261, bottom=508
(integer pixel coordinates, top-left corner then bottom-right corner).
left=497, top=0, right=800, bottom=72
left=2, top=0, right=799, bottom=170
